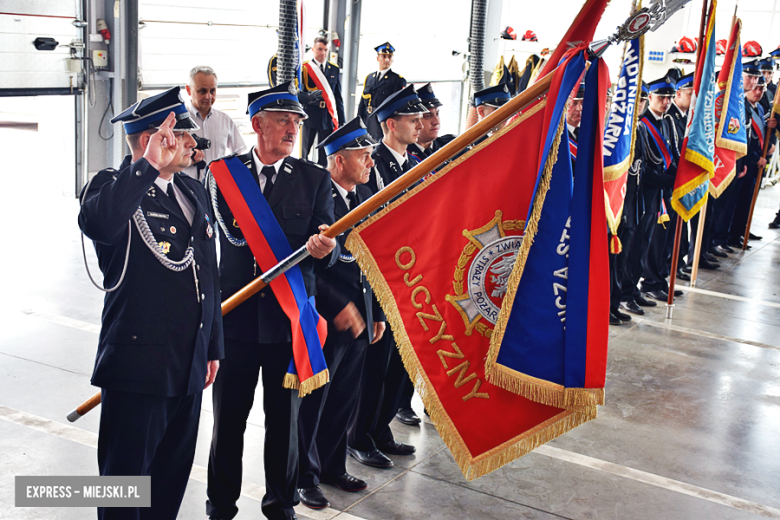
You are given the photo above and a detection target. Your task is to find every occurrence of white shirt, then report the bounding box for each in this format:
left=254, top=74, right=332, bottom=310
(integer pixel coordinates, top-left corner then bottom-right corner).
left=567, top=123, right=579, bottom=136
left=377, top=68, right=389, bottom=82
left=154, top=177, right=195, bottom=225
left=383, top=140, right=409, bottom=168
left=333, top=180, right=357, bottom=209
left=312, top=58, right=326, bottom=71
left=183, top=101, right=248, bottom=181
left=251, top=148, right=285, bottom=192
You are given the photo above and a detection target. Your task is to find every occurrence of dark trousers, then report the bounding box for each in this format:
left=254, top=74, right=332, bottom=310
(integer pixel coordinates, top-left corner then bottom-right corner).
left=728, top=166, right=760, bottom=243
left=98, top=389, right=201, bottom=520
left=619, top=219, right=644, bottom=302
left=298, top=333, right=369, bottom=488
left=397, top=375, right=414, bottom=410
left=207, top=339, right=301, bottom=520
left=609, top=242, right=622, bottom=311
left=301, top=124, right=330, bottom=166
left=712, top=174, right=744, bottom=246
left=348, top=330, right=406, bottom=451
left=639, top=187, right=668, bottom=292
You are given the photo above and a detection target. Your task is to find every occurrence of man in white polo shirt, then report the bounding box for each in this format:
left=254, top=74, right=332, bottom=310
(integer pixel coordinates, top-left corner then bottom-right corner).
left=183, top=65, right=248, bottom=181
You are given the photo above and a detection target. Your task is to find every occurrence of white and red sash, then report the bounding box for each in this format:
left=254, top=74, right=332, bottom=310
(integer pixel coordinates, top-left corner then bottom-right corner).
left=303, top=61, right=339, bottom=130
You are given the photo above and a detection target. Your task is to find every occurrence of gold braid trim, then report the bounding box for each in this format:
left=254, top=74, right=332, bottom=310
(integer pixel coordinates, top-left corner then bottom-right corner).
left=346, top=229, right=597, bottom=480
left=709, top=167, right=735, bottom=198
left=484, top=107, right=565, bottom=392
left=282, top=369, right=330, bottom=397
left=488, top=363, right=605, bottom=408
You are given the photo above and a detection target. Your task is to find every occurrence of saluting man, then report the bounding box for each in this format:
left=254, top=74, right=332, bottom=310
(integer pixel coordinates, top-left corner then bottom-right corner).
left=297, top=117, right=387, bottom=510
left=205, top=80, right=338, bottom=520
left=300, top=36, right=346, bottom=166
left=358, top=42, right=407, bottom=140
left=78, top=87, right=223, bottom=520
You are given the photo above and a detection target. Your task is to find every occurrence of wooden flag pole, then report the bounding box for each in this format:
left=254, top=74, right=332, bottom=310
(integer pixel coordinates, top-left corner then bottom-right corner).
left=741, top=120, right=775, bottom=251
left=667, top=0, right=710, bottom=319
left=689, top=199, right=707, bottom=287
left=67, top=71, right=556, bottom=422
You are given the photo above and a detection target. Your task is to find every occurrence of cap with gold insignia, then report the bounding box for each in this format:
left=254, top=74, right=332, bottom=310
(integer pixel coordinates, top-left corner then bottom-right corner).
left=111, top=86, right=199, bottom=135
left=373, top=85, right=429, bottom=122
left=675, top=72, right=694, bottom=89
left=374, top=42, right=395, bottom=55
left=472, top=84, right=511, bottom=108
left=647, top=74, right=677, bottom=96
left=755, top=75, right=767, bottom=88
left=247, top=80, right=308, bottom=119
left=571, top=82, right=586, bottom=100
left=770, top=47, right=780, bottom=60
left=318, top=116, right=378, bottom=156
left=417, top=83, right=443, bottom=109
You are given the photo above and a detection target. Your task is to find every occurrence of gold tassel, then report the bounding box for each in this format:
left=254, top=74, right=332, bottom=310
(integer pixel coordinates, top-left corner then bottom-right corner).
left=297, top=369, right=329, bottom=397
left=282, top=373, right=300, bottom=391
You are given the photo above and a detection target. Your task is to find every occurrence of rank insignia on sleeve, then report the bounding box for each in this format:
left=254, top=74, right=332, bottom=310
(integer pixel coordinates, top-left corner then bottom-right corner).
left=158, top=241, right=171, bottom=254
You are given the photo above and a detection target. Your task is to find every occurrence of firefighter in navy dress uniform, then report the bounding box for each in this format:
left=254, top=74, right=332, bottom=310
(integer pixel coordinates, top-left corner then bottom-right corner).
left=358, top=42, right=407, bottom=140
left=297, top=117, right=387, bottom=510
left=205, top=81, right=338, bottom=520
left=78, top=87, right=224, bottom=520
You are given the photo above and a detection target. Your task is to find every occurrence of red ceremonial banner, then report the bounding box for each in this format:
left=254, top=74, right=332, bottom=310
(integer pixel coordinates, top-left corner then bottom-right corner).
left=346, top=96, right=596, bottom=480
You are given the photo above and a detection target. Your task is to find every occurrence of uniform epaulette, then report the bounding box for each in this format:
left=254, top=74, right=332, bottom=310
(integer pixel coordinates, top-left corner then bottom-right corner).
left=299, top=158, right=329, bottom=172
left=329, top=61, right=340, bottom=69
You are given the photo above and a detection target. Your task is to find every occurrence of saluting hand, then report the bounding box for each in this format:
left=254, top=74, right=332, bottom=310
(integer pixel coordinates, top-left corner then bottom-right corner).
left=334, top=302, right=366, bottom=338
left=306, top=224, right=337, bottom=259
left=143, top=112, right=179, bottom=171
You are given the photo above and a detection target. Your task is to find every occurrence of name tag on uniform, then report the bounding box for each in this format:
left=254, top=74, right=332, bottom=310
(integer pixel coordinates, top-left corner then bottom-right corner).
left=147, top=211, right=169, bottom=219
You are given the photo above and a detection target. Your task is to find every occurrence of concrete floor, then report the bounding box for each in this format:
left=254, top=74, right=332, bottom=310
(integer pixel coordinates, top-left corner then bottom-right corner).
left=2, top=122, right=780, bottom=520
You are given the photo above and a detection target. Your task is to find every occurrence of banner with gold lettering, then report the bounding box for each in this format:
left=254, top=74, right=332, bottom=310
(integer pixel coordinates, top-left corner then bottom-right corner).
left=346, top=48, right=601, bottom=480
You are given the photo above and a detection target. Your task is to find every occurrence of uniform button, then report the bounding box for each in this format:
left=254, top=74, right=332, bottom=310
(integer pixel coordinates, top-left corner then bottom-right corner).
left=201, top=293, right=206, bottom=300
left=363, top=288, right=367, bottom=293
left=191, top=236, right=195, bottom=242
left=260, top=293, right=266, bottom=298
left=131, top=335, right=137, bottom=340
left=135, top=170, right=142, bottom=177
left=200, top=323, right=203, bottom=329
left=197, top=264, right=200, bottom=270
left=160, top=227, right=165, bottom=232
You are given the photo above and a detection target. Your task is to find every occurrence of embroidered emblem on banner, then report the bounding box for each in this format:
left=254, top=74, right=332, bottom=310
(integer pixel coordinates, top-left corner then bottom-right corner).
left=445, top=211, right=524, bottom=337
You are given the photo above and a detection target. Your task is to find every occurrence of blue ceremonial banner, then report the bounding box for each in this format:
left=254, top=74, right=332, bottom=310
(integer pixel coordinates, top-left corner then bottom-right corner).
left=672, top=0, right=718, bottom=220
left=603, top=36, right=643, bottom=237
left=486, top=48, right=610, bottom=410
left=711, top=19, right=748, bottom=197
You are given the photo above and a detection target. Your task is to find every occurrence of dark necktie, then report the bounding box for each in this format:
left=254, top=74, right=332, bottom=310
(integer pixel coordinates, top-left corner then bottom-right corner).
left=320, top=63, right=326, bottom=74
left=346, top=190, right=358, bottom=210
left=166, top=182, right=177, bottom=203
left=402, top=159, right=412, bottom=173
left=573, top=127, right=580, bottom=140
left=262, top=166, right=275, bottom=198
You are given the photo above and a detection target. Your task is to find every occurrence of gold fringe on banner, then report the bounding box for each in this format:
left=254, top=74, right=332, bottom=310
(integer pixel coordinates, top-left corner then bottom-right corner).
left=282, top=369, right=329, bottom=397
left=488, top=364, right=605, bottom=409
left=347, top=229, right=598, bottom=480
left=345, top=97, right=602, bottom=479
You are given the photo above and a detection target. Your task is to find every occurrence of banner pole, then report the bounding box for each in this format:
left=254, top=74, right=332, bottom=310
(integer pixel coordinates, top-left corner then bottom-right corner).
left=689, top=198, right=707, bottom=287
left=67, top=71, right=557, bottom=422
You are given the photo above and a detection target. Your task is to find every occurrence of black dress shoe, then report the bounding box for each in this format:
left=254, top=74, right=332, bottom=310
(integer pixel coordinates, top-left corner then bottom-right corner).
left=634, top=293, right=657, bottom=307
left=713, top=245, right=732, bottom=255
left=673, top=289, right=683, bottom=297
left=321, top=473, right=367, bottom=492
left=769, top=213, right=780, bottom=229
left=698, top=256, right=720, bottom=270
left=677, top=269, right=691, bottom=281
left=377, top=439, right=416, bottom=456
left=728, top=239, right=751, bottom=250
left=719, top=244, right=735, bottom=253
left=708, top=248, right=728, bottom=258
left=645, top=290, right=669, bottom=302
left=609, top=311, right=623, bottom=325
left=347, top=447, right=394, bottom=469
left=620, top=300, right=644, bottom=315
left=298, top=486, right=329, bottom=509
left=611, top=308, right=632, bottom=322
left=395, top=407, right=421, bottom=426
left=681, top=265, right=693, bottom=273
left=749, top=232, right=762, bottom=241
left=704, top=252, right=719, bottom=262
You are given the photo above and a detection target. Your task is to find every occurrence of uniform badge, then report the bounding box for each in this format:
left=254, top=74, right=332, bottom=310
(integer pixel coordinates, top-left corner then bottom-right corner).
left=147, top=186, right=156, bottom=197
left=170, top=226, right=177, bottom=234
left=206, top=223, right=214, bottom=238
left=232, top=218, right=240, bottom=229
left=445, top=211, right=525, bottom=336
left=158, top=241, right=171, bottom=254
